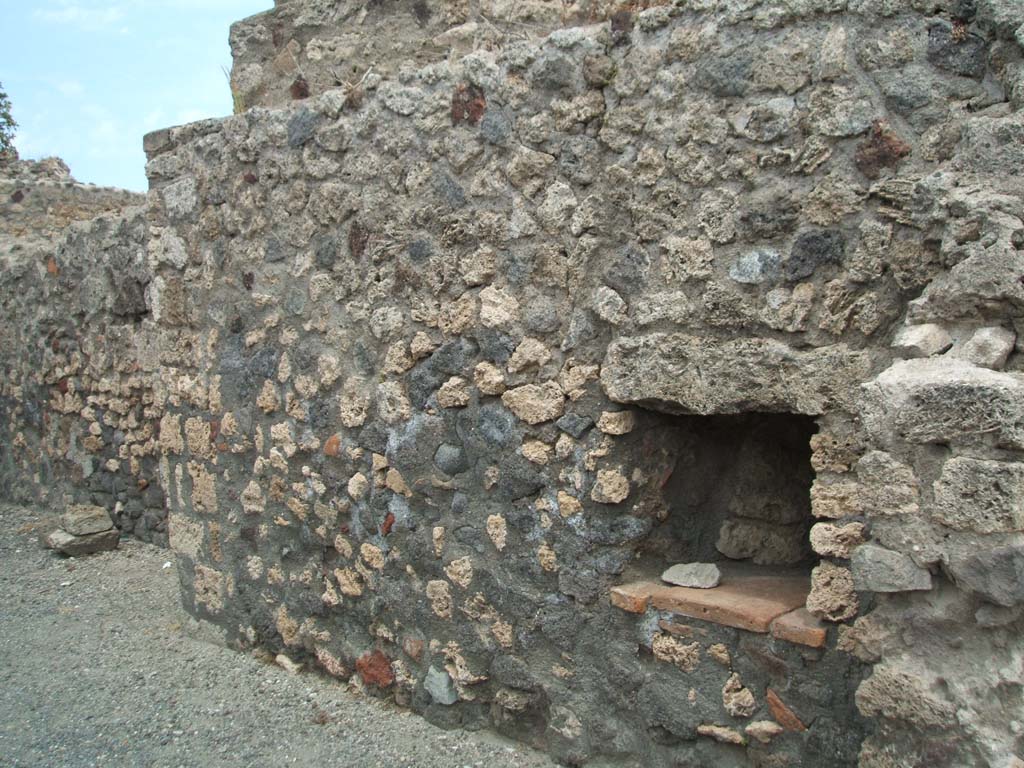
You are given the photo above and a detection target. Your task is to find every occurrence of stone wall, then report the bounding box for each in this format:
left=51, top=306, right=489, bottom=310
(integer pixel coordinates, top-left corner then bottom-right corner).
left=148, top=1, right=1024, bottom=764
left=0, top=159, right=169, bottom=544
left=2, top=0, right=1022, bottom=765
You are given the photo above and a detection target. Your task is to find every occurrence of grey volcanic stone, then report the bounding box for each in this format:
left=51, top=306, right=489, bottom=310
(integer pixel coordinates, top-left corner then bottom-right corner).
left=408, top=239, right=433, bottom=263
left=424, top=666, right=458, bottom=705
left=532, top=54, right=575, bottom=91
left=314, top=235, right=337, bottom=269
left=604, top=245, right=650, bottom=296
left=949, top=545, right=1024, bottom=607
left=287, top=108, right=318, bottom=147
left=556, top=413, right=593, bottom=438
left=61, top=505, right=114, bottom=536
left=480, top=109, right=512, bottom=146
left=851, top=544, right=932, bottom=593
left=730, top=249, right=781, bottom=285
left=523, top=296, right=560, bottom=334
left=434, top=443, right=470, bottom=476
left=927, top=22, right=988, bottom=79
left=786, top=230, right=845, bottom=281
left=878, top=67, right=935, bottom=116
left=264, top=236, right=286, bottom=263
left=661, top=562, right=722, bottom=589
left=695, top=52, right=752, bottom=97
left=559, top=136, right=601, bottom=185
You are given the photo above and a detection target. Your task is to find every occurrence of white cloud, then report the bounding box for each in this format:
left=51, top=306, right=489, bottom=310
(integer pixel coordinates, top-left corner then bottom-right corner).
left=34, top=2, right=126, bottom=28
left=56, top=79, right=85, bottom=97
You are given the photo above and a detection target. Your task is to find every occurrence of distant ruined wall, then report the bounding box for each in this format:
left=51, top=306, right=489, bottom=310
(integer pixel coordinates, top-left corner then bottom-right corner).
left=0, top=159, right=169, bottom=544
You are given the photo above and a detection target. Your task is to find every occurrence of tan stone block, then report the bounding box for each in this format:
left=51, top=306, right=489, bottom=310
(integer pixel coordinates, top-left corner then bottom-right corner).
left=696, top=725, right=745, bottom=745
left=596, top=410, right=636, bottom=435
left=722, top=673, right=756, bottom=717
left=652, top=633, right=700, bottom=672
left=807, top=561, right=859, bottom=622
left=507, top=338, right=551, bottom=373
left=444, top=557, right=473, bottom=589
left=521, top=440, right=553, bottom=465
left=537, top=543, right=558, bottom=572
left=810, top=521, right=867, bottom=558
left=746, top=720, right=784, bottom=744
left=591, top=468, right=629, bottom=504
left=426, top=580, right=452, bottom=619
left=437, top=376, right=471, bottom=408
left=486, top=514, right=507, bottom=551
left=932, top=458, right=1024, bottom=533
left=502, top=382, right=565, bottom=424
left=479, top=285, right=519, bottom=328
left=473, top=361, right=506, bottom=395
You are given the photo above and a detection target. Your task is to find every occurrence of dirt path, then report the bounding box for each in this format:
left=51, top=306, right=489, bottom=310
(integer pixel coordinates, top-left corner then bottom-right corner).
left=0, top=504, right=558, bottom=768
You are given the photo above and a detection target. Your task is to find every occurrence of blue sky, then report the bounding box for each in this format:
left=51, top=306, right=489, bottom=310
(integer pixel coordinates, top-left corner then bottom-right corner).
left=1, top=0, right=271, bottom=191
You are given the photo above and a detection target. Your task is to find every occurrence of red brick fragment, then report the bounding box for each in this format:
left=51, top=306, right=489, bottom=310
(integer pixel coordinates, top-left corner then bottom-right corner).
left=610, top=583, right=651, bottom=613
left=323, top=434, right=342, bottom=457
left=451, top=83, right=486, bottom=126
left=855, top=120, right=911, bottom=179
left=348, top=221, right=370, bottom=261
left=771, top=607, right=827, bottom=648
left=381, top=512, right=395, bottom=536
left=610, top=10, right=633, bottom=44
left=767, top=688, right=807, bottom=732
left=356, top=650, right=395, bottom=688
left=658, top=619, right=706, bottom=638
left=290, top=76, right=310, bottom=100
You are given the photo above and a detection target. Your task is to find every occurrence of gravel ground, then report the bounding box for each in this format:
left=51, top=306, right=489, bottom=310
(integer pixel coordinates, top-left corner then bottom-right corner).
left=0, top=503, right=558, bottom=768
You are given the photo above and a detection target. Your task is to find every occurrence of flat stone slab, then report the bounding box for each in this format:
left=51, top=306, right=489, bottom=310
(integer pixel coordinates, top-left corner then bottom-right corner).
left=43, top=528, right=119, bottom=557
left=612, top=564, right=811, bottom=633
left=61, top=505, right=114, bottom=536
left=661, top=562, right=721, bottom=589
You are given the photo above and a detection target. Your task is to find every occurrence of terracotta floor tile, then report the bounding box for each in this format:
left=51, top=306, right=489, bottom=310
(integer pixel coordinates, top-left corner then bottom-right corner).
left=611, top=563, right=811, bottom=633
